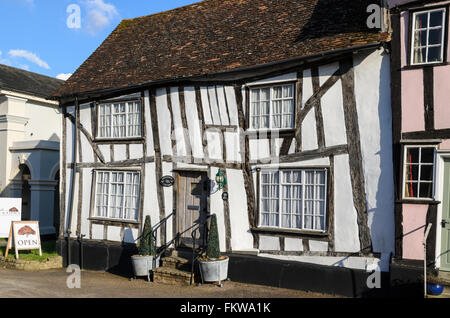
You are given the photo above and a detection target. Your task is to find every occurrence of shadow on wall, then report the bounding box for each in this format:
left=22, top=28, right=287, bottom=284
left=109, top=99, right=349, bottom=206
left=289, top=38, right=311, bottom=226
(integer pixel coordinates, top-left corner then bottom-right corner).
left=295, top=0, right=377, bottom=43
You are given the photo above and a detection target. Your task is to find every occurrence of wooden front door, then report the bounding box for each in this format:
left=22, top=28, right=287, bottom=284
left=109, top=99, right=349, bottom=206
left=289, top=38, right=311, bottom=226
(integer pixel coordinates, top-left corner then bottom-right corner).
left=441, top=159, right=450, bottom=271
left=176, top=171, right=209, bottom=248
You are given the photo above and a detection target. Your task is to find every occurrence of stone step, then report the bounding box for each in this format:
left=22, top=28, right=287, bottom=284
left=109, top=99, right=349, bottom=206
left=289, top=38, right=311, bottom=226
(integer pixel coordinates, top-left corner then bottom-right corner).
left=153, top=267, right=192, bottom=286
left=161, top=256, right=192, bottom=271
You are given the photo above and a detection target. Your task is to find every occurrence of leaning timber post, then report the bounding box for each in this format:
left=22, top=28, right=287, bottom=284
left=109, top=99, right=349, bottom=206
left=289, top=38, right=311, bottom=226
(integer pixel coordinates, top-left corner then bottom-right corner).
left=340, top=57, right=372, bottom=253
left=234, top=84, right=258, bottom=249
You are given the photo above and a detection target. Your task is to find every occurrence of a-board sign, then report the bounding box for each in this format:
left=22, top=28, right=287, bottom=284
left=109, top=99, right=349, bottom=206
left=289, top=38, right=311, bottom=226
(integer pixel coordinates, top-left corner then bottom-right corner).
left=5, top=221, right=42, bottom=259
left=0, top=198, right=22, bottom=238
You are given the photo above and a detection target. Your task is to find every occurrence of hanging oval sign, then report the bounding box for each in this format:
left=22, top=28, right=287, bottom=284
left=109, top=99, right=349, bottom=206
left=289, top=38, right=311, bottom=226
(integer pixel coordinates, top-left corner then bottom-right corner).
left=159, top=176, right=175, bottom=187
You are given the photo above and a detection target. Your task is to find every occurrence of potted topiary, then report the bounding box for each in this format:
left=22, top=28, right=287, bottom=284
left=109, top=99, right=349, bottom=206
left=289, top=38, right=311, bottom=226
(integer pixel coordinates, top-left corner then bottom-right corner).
left=131, top=215, right=155, bottom=281
left=198, top=214, right=229, bottom=286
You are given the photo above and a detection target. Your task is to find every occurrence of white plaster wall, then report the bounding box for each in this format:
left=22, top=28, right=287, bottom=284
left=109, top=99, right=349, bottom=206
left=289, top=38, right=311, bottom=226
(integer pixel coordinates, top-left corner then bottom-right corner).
left=227, top=169, right=254, bottom=251
left=249, top=139, right=270, bottom=161
left=80, top=134, right=94, bottom=163
left=301, top=109, right=318, bottom=151
left=143, top=162, right=160, bottom=245
left=210, top=166, right=227, bottom=252
left=285, top=238, right=303, bottom=252
left=309, top=240, right=329, bottom=252
left=80, top=168, right=93, bottom=238
left=302, top=69, right=314, bottom=106
left=224, top=86, right=239, bottom=126
left=155, top=88, right=173, bottom=156
left=98, top=145, right=110, bottom=163
left=321, top=79, right=347, bottom=147
left=123, top=227, right=138, bottom=244
left=206, top=130, right=223, bottom=160
left=114, top=144, right=127, bottom=161
left=334, top=154, right=360, bottom=252
left=107, top=226, right=121, bottom=242
left=224, top=131, right=242, bottom=163
left=162, top=162, right=174, bottom=242
left=144, top=90, right=155, bottom=157
left=200, top=87, right=213, bottom=125
left=24, top=102, right=61, bottom=142
left=207, top=86, right=222, bottom=125
left=259, top=254, right=390, bottom=272
left=170, top=87, right=187, bottom=157
left=129, top=144, right=143, bottom=160
left=319, top=62, right=339, bottom=86
left=216, top=86, right=230, bottom=126
left=184, top=87, right=204, bottom=159
left=259, top=236, right=280, bottom=250
left=354, top=49, right=395, bottom=255
left=91, top=224, right=103, bottom=240
left=255, top=157, right=330, bottom=170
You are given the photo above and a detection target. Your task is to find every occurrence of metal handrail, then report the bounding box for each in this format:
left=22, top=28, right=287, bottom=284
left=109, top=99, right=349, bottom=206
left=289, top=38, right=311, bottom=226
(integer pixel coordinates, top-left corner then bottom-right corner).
left=190, top=214, right=211, bottom=285
left=151, top=210, right=177, bottom=268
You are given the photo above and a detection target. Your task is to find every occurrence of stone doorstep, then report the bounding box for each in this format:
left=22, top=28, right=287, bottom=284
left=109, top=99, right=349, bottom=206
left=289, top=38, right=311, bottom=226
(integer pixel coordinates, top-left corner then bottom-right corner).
left=0, top=256, right=62, bottom=271
left=153, top=267, right=192, bottom=286
left=161, top=256, right=192, bottom=270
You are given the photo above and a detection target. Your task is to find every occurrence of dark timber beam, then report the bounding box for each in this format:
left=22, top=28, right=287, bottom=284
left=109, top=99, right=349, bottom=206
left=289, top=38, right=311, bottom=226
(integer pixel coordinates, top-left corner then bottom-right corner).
left=340, top=57, right=372, bottom=254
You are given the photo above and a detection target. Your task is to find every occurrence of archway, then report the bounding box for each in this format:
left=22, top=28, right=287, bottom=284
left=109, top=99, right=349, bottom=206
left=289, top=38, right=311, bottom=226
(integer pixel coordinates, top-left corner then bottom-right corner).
left=19, top=164, right=31, bottom=220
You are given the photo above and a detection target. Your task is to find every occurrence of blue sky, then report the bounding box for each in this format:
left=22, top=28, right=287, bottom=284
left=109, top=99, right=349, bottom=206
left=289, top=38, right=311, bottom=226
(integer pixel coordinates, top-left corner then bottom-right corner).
left=0, top=0, right=198, bottom=80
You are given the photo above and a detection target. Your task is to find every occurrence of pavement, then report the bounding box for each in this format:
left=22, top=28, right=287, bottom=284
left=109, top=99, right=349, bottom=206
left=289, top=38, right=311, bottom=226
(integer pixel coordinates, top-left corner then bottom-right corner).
left=0, top=268, right=337, bottom=298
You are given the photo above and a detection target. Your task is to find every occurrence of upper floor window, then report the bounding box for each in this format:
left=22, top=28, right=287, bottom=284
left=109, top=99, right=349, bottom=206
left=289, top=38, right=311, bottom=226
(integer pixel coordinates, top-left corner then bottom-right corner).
left=97, top=100, right=142, bottom=139
left=411, top=8, right=446, bottom=65
left=250, top=84, right=295, bottom=130
left=259, top=169, right=327, bottom=232
left=403, top=146, right=436, bottom=199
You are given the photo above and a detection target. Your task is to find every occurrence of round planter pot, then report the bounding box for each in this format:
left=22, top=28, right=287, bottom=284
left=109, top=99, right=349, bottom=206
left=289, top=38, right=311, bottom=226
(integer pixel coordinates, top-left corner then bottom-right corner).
left=427, top=283, right=444, bottom=296
left=131, top=255, right=153, bottom=277
left=199, top=257, right=229, bottom=282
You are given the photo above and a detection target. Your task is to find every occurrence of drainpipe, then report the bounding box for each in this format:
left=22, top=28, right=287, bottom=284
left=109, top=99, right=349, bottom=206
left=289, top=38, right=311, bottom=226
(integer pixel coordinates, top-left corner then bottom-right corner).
left=78, top=234, right=85, bottom=270
left=423, top=223, right=433, bottom=298
left=65, top=97, right=79, bottom=266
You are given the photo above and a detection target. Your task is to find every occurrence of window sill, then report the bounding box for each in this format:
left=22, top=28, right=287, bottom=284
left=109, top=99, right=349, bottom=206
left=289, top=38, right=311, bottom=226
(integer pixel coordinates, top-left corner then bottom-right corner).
left=396, top=199, right=441, bottom=205
left=89, top=218, right=141, bottom=227
left=93, top=137, right=144, bottom=144
left=252, top=227, right=329, bottom=238
left=402, top=62, right=449, bottom=71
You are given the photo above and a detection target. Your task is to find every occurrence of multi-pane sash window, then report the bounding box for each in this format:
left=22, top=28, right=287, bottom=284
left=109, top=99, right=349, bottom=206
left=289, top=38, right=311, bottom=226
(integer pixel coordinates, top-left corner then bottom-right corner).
left=403, top=146, right=435, bottom=199
left=259, top=169, right=327, bottom=232
left=411, top=8, right=446, bottom=65
left=95, top=171, right=140, bottom=221
left=98, top=100, right=142, bottom=138
left=250, top=84, right=295, bottom=130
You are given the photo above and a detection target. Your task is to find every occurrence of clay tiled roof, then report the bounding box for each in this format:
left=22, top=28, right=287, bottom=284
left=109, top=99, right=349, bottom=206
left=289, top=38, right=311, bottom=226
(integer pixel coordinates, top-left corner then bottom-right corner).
left=52, top=0, right=389, bottom=98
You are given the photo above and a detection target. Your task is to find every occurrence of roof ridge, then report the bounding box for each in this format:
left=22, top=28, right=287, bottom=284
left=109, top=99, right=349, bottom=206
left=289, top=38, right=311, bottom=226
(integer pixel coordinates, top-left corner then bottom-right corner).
left=0, top=63, right=64, bottom=83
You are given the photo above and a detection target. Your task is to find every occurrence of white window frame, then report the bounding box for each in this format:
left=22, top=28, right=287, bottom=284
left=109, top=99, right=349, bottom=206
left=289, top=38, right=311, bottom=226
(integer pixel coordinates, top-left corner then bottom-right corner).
left=402, top=145, right=437, bottom=200
left=96, top=100, right=142, bottom=139
left=258, top=168, right=328, bottom=232
left=93, top=170, right=141, bottom=222
left=249, top=83, right=295, bottom=131
left=410, top=8, right=446, bottom=66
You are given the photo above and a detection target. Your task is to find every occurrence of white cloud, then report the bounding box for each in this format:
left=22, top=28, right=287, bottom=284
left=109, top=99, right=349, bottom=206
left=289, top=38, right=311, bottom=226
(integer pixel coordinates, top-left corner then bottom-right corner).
left=56, top=73, right=72, bottom=81
left=8, top=49, right=50, bottom=69
left=0, top=51, right=12, bottom=66
left=84, top=0, right=119, bottom=35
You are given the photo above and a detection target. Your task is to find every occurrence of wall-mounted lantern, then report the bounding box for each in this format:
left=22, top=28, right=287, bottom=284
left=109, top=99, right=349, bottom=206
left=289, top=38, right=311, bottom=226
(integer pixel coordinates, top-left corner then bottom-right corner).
left=215, top=169, right=227, bottom=191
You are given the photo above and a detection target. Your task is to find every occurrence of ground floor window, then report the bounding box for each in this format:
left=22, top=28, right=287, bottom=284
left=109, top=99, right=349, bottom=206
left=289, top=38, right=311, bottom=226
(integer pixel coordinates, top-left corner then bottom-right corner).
left=94, top=170, right=140, bottom=221
left=403, top=145, right=436, bottom=199
left=259, top=169, right=327, bottom=232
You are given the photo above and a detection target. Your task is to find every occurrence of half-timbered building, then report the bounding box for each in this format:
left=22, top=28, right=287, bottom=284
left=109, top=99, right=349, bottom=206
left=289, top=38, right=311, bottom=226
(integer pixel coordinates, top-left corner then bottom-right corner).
left=389, top=0, right=450, bottom=294
left=51, top=0, right=395, bottom=296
